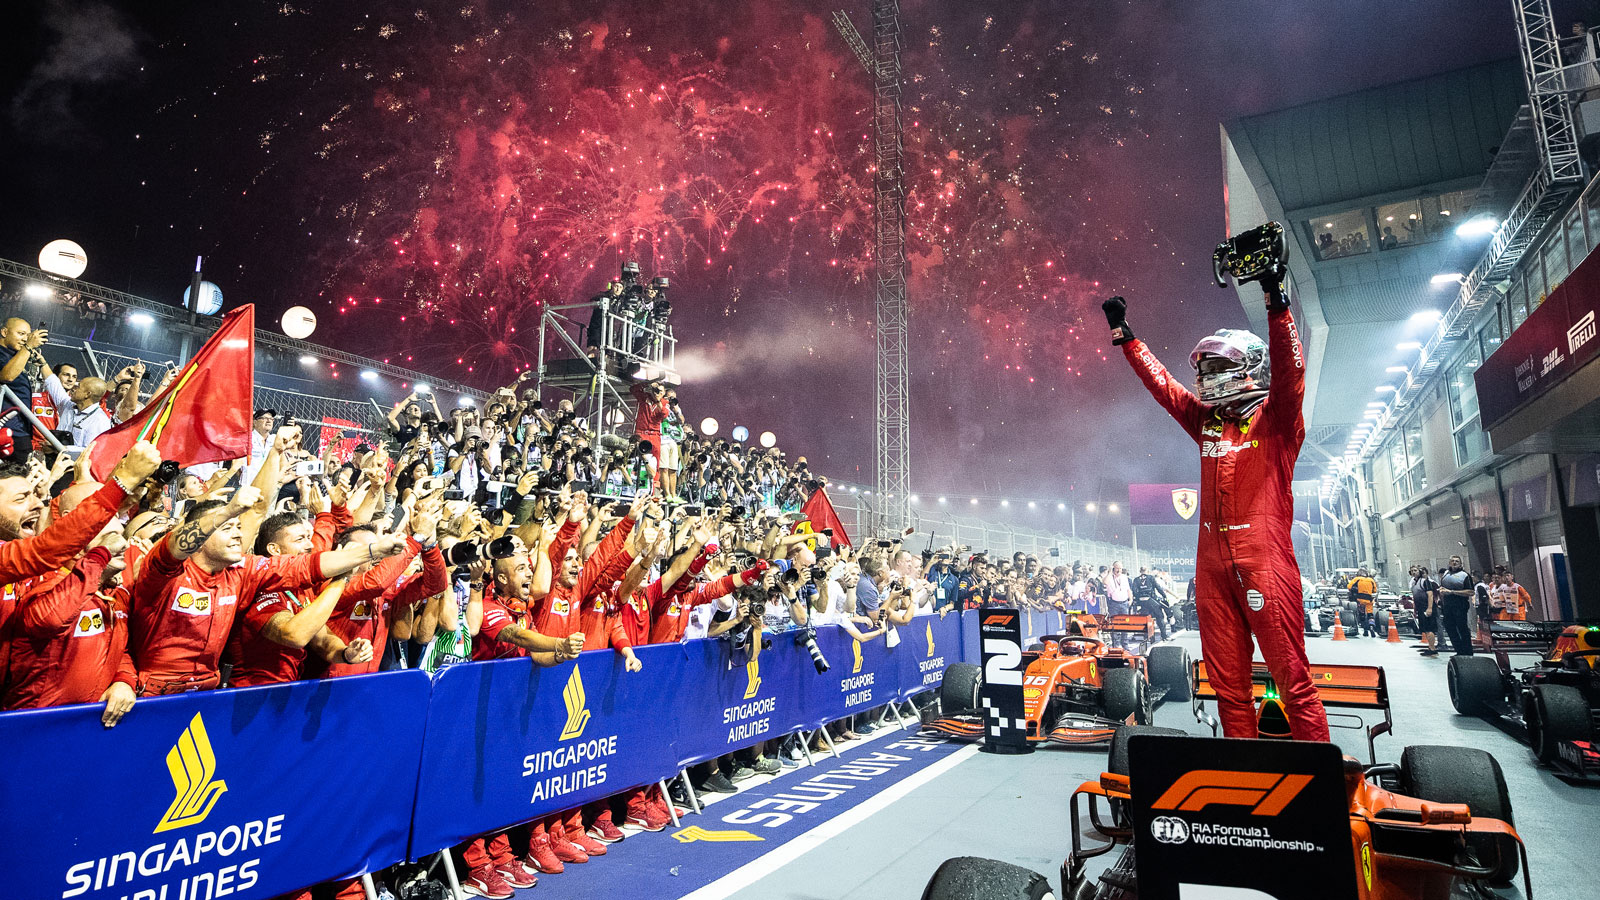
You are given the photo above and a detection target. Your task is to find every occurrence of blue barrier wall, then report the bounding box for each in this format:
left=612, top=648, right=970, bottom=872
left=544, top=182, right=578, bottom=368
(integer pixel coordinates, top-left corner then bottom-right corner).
left=406, top=610, right=964, bottom=858
left=0, top=612, right=970, bottom=900
left=0, top=670, right=430, bottom=900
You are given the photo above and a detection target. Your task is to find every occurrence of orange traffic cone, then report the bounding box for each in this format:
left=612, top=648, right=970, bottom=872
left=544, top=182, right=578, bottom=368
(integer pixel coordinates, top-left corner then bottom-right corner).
left=1331, top=618, right=1348, bottom=641
left=1386, top=618, right=1402, bottom=643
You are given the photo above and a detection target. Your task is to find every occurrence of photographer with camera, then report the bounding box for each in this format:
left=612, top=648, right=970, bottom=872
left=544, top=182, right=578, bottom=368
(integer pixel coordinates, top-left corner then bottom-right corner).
left=629, top=379, right=670, bottom=480
left=1103, top=221, right=1328, bottom=743
left=658, top=389, right=685, bottom=502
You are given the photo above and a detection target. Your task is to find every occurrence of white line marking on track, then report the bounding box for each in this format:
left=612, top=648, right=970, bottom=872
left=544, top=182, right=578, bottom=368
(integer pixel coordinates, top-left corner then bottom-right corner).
left=678, top=742, right=981, bottom=900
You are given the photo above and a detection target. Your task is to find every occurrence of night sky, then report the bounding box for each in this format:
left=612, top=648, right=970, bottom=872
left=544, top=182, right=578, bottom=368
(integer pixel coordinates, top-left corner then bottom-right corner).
left=0, top=0, right=1516, bottom=521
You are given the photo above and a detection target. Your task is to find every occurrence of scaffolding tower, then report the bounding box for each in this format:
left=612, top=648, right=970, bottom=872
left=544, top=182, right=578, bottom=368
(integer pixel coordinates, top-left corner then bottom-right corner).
left=835, top=4, right=910, bottom=534
left=535, top=298, right=677, bottom=465
left=1514, top=0, right=1584, bottom=185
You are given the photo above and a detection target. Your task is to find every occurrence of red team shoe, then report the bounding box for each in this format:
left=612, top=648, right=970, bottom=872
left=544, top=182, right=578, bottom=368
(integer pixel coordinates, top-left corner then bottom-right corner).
left=497, top=858, right=539, bottom=889
left=548, top=823, right=590, bottom=864
left=588, top=809, right=626, bottom=844
left=526, top=833, right=565, bottom=875
left=651, top=792, right=678, bottom=822
left=625, top=797, right=669, bottom=832
left=570, top=828, right=608, bottom=856
left=461, top=865, right=514, bottom=899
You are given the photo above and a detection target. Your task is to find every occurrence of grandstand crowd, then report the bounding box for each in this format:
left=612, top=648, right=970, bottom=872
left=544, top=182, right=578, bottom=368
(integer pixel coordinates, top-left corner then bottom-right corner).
left=0, top=272, right=1178, bottom=900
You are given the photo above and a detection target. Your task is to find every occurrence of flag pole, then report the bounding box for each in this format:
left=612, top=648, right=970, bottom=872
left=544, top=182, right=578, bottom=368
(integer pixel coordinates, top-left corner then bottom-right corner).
left=179, top=255, right=202, bottom=367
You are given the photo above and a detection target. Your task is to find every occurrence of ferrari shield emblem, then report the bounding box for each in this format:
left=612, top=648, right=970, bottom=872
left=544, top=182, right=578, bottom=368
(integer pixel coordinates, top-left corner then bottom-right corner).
left=1171, top=488, right=1198, bottom=520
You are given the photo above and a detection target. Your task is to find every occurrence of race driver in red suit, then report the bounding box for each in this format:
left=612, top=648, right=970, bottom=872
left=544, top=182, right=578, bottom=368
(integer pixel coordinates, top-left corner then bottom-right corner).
left=1102, top=274, right=1330, bottom=743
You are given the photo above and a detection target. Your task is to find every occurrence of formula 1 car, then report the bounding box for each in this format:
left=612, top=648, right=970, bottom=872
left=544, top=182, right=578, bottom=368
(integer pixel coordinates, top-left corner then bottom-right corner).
left=1374, top=593, right=1416, bottom=636
left=922, top=666, right=1530, bottom=900
left=1448, top=621, right=1600, bottom=779
left=925, top=615, right=1191, bottom=746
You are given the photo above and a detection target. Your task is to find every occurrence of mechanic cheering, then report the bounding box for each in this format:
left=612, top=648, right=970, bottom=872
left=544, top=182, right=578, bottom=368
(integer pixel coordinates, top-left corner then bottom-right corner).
left=1102, top=265, right=1330, bottom=742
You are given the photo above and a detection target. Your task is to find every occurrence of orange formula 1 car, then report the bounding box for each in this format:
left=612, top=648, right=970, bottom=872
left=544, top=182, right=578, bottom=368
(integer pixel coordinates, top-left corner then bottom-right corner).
left=1038, top=732, right=1530, bottom=899
left=924, top=616, right=1192, bottom=745
left=921, top=665, right=1531, bottom=900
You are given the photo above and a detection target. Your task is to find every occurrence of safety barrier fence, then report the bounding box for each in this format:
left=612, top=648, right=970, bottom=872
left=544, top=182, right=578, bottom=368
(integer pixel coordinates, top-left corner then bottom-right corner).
left=0, top=612, right=976, bottom=900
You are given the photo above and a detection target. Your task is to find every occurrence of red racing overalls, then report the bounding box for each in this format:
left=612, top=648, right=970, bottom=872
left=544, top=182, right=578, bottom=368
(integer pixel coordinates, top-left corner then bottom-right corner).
left=1121, top=306, right=1330, bottom=741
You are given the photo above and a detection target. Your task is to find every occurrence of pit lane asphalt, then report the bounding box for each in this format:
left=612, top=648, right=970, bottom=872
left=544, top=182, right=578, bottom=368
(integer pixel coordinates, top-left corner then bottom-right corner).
left=713, top=629, right=1599, bottom=900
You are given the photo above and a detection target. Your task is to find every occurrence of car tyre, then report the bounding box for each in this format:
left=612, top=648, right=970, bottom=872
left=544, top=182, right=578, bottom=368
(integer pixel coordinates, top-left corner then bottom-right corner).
left=940, top=662, right=981, bottom=716
left=1106, top=725, right=1188, bottom=828
left=922, top=856, right=1055, bottom=900
left=1400, top=745, right=1519, bottom=884
left=1102, top=668, right=1142, bottom=724
left=1146, top=645, right=1192, bottom=701
left=1375, top=609, right=1392, bottom=633
left=1523, top=683, right=1592, bottom=764
left=1339, top=609, right=1357, bottom=631
left=1446, top=655, right=1503, bottom=716
left=1107, top=725, right=1188, bottom=777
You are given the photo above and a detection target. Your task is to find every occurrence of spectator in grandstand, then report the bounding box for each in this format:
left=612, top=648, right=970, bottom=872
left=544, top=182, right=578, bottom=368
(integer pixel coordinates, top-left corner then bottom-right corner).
left=37, top=354, right=111, bottom=447
left=115, top=483, right=408, bottom=701
left=0, top=318, right=46, bottom=457
left=243, top=407, right=277, bottom=484
left=855, top=554, right=884, bottom=618
left=1103, top=560, right=1132, bottom=617
left=0, top=442, right=154, bottom=717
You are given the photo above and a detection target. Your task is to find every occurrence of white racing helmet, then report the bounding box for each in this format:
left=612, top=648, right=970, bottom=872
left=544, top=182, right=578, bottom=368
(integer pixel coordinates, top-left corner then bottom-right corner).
left=1190, top=329, right=1269, bottom=405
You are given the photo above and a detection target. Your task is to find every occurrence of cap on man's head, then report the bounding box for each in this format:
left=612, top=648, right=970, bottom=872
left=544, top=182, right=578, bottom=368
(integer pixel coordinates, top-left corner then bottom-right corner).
left=253, top=408, right=277, bottom=419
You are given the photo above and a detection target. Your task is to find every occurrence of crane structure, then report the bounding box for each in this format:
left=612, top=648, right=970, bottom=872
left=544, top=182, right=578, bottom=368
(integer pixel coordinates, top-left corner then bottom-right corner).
left=835, top=2, right=910, bottom=533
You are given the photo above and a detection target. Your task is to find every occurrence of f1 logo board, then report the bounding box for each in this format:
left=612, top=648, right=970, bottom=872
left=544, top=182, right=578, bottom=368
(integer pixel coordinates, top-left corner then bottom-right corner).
left=978, top=607, right=1031, bottom=755
left=1130, top=734, right=1355, bottom=899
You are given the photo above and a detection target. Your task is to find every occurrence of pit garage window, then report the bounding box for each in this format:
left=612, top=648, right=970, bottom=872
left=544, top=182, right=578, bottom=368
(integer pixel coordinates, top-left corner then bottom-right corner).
left=1375, top=189, right=1475, bottom=250
left=1447, top=336, right=1487, bottom=466
left=1306, top=209, right=1370, bottom=260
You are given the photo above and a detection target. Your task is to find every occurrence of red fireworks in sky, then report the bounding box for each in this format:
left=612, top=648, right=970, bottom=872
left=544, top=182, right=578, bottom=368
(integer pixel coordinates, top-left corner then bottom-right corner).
left=205, top=2, right=1151, bottom=387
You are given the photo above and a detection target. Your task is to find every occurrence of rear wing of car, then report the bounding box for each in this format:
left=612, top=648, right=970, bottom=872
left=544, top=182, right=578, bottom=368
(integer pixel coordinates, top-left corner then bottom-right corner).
left=1100, top=614, right=1153, bottom=634
left=1475, top=620, right=1568, bottom=655
left=1190, top=660, right=1393, bottom=761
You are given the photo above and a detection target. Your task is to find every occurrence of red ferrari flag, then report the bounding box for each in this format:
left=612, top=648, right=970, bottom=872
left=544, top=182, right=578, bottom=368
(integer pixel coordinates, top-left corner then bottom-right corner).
left=90, top=305, right=255, bottom=480
left=801, top=486, right=852, bottom=549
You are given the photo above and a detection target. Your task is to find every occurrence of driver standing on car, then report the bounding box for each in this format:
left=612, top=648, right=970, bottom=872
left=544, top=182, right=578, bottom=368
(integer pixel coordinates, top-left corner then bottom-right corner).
left=1102, top=258, right=1330, bottom=742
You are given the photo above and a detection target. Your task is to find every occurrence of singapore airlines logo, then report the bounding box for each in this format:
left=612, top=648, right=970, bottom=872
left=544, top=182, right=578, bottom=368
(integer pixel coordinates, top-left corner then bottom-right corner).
left=559, top=666, right=591, bottom=741
left=743, top=658, right=762, bottom=699
left=154, top=713, right=228, bottom=833
left=926, top=622, right=935, bottom=657
left=852, top=640, right=864, bottom=674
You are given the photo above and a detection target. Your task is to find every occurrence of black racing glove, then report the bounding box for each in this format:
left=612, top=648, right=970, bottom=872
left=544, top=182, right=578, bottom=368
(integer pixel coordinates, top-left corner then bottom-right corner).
left=1101, top=296, right=1135, bottom=346
left=1262, top=268, right=1289, bottom=312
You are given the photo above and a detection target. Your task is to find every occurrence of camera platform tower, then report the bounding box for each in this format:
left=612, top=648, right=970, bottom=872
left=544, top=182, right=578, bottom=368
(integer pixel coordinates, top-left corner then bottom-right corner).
left=535, top=299, right=678, bottom=463
left=834, top=1, right=911, bottom=533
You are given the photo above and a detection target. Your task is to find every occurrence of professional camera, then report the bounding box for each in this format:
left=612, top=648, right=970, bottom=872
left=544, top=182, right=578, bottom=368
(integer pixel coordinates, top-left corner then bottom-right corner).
left=444, top=535, right=520, bottom=568
left=1213, top=221, right=1288, bottom=288
left=795, top=624, right=830, bottom=674
left=151, top=459, right=181, bottom=486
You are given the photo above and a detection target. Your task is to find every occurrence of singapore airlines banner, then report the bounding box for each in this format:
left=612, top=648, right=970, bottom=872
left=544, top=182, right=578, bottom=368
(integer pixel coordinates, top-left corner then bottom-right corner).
left=0, top=671, right=429, bottom=900
left=0, top=613, right=967, bottom=900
